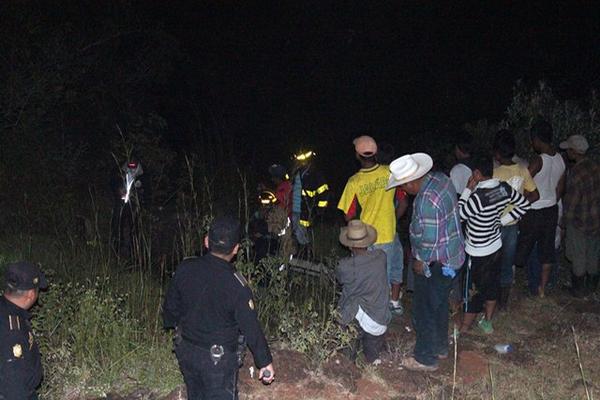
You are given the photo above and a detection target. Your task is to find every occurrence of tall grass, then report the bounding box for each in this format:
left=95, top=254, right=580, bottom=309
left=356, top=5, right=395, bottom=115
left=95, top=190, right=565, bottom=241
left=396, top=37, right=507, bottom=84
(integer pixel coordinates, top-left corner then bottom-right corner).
left=0, top=160, right=352, bottom=398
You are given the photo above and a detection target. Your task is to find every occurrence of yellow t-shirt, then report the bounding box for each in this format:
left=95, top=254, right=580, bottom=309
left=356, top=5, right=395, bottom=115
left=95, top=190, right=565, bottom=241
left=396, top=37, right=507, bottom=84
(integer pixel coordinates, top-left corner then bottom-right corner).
left=493, top=163, right=537, bottom=225
left=337, top=164, right=400, bottom=244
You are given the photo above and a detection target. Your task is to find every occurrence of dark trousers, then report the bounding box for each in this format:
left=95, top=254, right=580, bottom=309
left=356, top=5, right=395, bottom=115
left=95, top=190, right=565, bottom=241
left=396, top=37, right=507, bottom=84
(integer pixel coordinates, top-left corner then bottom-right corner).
left=175, top=340, right=239, bottom=400
left=463, top=251, right=502, bottom=314
left=360, top=328, right=385, bottom=363
left=412, top=262, right=452, bottom=366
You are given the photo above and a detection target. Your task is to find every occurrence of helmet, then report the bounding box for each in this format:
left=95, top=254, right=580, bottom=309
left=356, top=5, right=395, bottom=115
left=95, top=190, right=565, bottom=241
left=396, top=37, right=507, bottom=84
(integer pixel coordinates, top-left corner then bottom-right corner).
left=258, top=191, right=277, bottom=205
left=293, top=150, right=316, bottom=162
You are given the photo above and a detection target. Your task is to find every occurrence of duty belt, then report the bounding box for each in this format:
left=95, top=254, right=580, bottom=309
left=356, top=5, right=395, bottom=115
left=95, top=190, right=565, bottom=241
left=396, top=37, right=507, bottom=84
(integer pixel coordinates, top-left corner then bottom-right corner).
left=181, top=335, right=236, bottom=352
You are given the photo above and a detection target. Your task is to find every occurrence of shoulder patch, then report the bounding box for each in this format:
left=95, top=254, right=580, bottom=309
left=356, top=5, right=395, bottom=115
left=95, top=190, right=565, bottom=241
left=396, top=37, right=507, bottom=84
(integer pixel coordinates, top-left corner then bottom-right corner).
left=12, top=344, right=22, bottom=358
left=234, top=272, right=248, bottom=287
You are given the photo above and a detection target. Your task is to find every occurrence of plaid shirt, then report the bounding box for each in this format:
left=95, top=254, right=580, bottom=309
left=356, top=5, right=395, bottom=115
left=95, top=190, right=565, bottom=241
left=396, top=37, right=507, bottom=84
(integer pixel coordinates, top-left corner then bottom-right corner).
left=563, top=158, right=600, bottom=234
left=410, top=172, right=465, bottom=269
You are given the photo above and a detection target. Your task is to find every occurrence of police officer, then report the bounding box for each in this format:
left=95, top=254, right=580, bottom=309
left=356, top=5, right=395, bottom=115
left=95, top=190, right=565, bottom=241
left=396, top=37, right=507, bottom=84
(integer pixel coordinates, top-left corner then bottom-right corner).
left=0, top=261, right=47, bottom=400
left=163, top=216, right=275, bottom=399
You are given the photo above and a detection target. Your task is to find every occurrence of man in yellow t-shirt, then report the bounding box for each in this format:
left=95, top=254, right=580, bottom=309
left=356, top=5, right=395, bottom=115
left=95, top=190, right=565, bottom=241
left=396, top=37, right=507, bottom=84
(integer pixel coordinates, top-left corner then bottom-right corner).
left=338, top=136, right=408, bottom=315
left=492, top=130, right=539, bottom=308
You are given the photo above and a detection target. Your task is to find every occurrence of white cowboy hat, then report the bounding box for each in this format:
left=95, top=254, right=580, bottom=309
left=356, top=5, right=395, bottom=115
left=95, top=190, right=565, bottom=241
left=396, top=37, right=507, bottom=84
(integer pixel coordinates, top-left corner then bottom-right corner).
left=386, top=153, right=433, bottom=190
left=339, top=220, right=377, bottom=248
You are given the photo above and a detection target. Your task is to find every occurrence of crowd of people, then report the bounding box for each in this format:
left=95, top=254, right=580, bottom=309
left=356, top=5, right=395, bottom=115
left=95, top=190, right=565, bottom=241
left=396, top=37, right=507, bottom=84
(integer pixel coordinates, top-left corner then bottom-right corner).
left=3, top=119, right=598, bottom=399
left=255, top=119, right=599, bottom=373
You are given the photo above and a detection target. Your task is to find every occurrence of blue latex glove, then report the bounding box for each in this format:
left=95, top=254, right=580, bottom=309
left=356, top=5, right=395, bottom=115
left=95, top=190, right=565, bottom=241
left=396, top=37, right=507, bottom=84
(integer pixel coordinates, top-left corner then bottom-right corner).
left=441, top=266, right=456, bottom=278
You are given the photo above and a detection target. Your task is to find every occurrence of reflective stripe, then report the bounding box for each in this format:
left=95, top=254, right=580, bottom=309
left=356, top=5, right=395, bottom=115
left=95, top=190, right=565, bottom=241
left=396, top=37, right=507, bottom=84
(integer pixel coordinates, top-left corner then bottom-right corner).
left=295, top=151, right=315, bottom=161
left=317, top=200, right=328, bottom=208
left=316, top=184, right=329, bottom=194
left=299, top=219, right=311, bottom=227
left=302, top=184, right=329, bottom=198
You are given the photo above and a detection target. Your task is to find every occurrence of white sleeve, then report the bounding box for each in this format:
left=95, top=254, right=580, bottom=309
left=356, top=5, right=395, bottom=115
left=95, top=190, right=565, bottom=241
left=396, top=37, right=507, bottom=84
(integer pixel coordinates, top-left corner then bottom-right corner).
left=450, top=164, right=471, bottom=194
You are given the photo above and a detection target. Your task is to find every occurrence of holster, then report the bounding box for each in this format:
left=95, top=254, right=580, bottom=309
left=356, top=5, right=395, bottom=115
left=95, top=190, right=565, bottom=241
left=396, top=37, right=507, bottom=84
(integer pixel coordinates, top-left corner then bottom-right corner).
left=173, top=326, right=183, bottom=348
left=236, top=335, right=247, bottom=367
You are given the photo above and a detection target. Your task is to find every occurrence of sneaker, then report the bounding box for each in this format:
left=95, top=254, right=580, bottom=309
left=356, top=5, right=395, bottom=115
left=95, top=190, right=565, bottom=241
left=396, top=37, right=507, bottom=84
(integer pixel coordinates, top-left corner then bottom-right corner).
left=390, top=302, right=404, bottom=315
left=478, top=318, right=494, bottom=334
left=401, top=356, right=439, bottom=372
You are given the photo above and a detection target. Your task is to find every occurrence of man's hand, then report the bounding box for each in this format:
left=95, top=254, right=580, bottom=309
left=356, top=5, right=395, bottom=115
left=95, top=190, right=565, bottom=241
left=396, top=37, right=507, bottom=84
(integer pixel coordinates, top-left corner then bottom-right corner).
left=413, top=260, right=425, bottom=276
left=259, top=364, right=275, bottom=384
left=466, top=175, right=477, bottom=191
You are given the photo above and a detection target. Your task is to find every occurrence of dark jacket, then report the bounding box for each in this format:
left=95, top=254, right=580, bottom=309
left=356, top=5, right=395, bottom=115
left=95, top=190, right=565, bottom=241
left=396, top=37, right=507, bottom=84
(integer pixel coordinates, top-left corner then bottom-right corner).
left=336, top=250, right=391, bottom=327
left=0, top=297, right=43, bottom=400
left=294, top=165, right=329, bottom=227
left=163, top=254, right=272, bottom=368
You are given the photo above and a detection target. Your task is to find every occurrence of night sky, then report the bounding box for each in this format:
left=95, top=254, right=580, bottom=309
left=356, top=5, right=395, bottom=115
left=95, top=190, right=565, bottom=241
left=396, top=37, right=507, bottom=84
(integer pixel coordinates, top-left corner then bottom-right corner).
left=4, top=1, right=599, bottom=195
left=144, top=1, right=600, bottom=183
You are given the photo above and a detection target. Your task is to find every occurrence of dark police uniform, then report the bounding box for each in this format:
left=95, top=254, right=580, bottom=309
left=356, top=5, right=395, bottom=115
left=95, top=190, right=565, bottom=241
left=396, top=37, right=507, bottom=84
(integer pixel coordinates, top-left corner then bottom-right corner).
left=163, top=254, right=272, bottom=400
left=0, top=261, right=46, bottom=400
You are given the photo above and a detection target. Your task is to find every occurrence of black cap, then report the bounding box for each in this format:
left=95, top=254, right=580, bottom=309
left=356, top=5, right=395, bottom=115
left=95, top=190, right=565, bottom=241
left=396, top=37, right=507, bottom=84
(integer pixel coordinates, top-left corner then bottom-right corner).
left=208, top=216, right=241, bottom=253
left=268, top=164, right=287, bottom=179
left=5, top=261, right=48, bottom=290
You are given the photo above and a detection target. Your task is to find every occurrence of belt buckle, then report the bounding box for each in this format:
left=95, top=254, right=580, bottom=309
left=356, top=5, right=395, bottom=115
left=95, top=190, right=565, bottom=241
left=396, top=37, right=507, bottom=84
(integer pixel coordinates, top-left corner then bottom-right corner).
left=210, top=344, right=225, bottom=365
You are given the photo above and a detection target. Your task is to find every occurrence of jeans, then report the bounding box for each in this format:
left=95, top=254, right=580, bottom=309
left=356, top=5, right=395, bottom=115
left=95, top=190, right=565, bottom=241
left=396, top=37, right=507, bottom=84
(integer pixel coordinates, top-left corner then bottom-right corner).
left=500, top=224, right=518, bottom=287
left=370, top=234, right=404, bottom=285
left=412, top=262, right=452, bottom=366
left=176, top=340, right=239, bottom=400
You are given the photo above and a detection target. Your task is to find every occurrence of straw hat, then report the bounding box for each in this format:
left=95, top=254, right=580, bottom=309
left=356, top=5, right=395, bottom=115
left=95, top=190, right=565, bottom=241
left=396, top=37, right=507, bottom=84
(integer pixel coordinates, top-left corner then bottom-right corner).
left=386, top=153, right=433, bottom=190
left=339, top=220, right=377, bottom=248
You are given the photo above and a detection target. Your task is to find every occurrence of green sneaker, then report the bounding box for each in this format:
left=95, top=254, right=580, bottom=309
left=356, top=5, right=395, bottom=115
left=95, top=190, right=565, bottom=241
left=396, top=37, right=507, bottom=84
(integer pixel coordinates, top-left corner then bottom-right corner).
left=478, top=318, right=494, bottom=334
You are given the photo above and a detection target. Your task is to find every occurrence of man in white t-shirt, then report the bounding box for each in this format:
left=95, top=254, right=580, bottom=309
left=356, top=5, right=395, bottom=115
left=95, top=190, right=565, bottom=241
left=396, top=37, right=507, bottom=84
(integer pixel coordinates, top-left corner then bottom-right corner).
left=515, top=120, right=566, bottom=298
left=448, top=132, right=473, bottom=314
left=449, top=131, right=474, bottom=194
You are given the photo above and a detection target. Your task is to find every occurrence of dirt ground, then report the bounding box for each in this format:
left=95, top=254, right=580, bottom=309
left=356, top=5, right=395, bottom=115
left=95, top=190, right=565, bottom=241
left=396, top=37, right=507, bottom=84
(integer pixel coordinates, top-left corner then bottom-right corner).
left=96, top=278, right=600, bottom=400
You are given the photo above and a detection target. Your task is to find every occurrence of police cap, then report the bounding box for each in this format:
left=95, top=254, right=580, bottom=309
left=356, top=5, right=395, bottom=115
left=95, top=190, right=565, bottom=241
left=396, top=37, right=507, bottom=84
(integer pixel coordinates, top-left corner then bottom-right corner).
left=5, top=261, right=48, bottom=290
left=208, top=216, right=241, bottom=254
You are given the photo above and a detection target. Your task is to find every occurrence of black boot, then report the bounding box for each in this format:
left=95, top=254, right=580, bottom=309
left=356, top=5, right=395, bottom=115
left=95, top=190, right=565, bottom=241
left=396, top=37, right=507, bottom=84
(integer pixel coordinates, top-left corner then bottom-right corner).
left=571, top=275, right=586, bottom=298
left=586, top=274, right=599, bottom=293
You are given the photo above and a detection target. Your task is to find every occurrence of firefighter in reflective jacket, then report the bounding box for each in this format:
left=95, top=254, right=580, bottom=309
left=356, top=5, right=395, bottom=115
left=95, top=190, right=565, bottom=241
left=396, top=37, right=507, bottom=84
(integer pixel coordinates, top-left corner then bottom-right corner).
left=290, top=150, right=329, bottom=245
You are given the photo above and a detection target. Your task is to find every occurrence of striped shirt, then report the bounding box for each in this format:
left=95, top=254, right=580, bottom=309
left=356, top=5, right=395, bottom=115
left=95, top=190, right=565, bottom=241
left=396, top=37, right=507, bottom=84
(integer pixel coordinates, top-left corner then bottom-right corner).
left=409, top=172, right=465, bottom=269
left=459, top=179, right=530, bottom=257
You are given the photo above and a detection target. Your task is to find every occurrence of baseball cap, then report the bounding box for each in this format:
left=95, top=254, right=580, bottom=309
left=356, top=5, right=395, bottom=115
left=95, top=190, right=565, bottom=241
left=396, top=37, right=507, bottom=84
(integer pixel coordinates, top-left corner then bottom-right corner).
left=208, top=216, right=241, bottom=252
left=353, top=135, right=378, bottom=157
left=5, top=261, right=48, bottom=291
left=559, top=135, right=589, bottom=154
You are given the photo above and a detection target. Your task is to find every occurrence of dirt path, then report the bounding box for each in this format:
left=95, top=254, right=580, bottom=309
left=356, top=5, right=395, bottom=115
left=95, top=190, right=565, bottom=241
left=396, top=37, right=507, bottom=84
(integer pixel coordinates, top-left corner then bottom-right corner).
left=94, top=285, right=600, bottom=400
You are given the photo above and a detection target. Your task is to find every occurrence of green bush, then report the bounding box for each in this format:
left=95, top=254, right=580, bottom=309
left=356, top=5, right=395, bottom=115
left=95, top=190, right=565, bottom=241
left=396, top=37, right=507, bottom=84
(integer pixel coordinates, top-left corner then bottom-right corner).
left=32, top=277, right=180, bottom=399
left=236, top=255, right=356, bottom=366
left=466, top=81, right=600, bottom=161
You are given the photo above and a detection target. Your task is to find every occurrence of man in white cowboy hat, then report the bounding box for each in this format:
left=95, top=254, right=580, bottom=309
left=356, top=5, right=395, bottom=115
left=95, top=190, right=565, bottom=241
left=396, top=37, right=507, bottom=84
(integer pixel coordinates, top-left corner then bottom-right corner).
left=338, top=135, right=408, bottom=315
left=387, top=153, right=465, bottom=372
left=336, top=219, right=392, bottom=365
